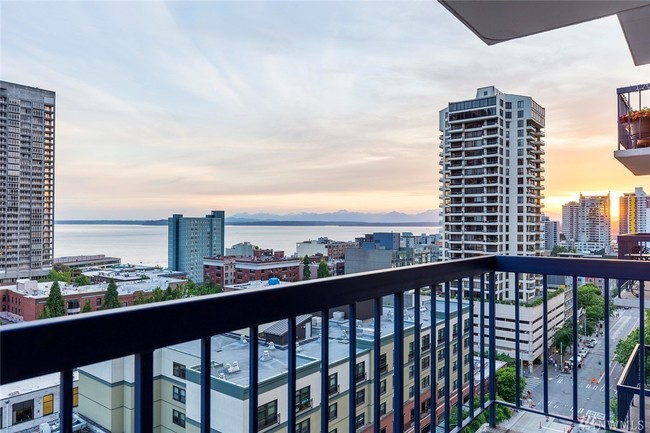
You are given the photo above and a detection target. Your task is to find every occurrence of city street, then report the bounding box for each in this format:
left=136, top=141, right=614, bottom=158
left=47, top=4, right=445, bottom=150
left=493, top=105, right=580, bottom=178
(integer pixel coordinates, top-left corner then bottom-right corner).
left=517, top=307, right=640, bottom=423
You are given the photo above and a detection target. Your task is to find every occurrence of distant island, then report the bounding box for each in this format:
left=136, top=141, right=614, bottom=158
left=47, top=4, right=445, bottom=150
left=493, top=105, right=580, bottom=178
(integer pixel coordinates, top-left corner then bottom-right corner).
left=56, top=209, right=440, bottom=227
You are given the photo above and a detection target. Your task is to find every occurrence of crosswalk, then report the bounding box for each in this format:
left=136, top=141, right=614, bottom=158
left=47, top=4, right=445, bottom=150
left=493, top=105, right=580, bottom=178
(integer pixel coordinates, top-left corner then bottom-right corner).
left=525, top=376, right=543, bottom=390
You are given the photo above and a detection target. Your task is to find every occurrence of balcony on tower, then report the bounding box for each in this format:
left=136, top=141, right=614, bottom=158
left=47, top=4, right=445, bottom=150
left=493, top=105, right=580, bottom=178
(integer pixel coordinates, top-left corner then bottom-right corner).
left=615, top=83, right=650, bottom=175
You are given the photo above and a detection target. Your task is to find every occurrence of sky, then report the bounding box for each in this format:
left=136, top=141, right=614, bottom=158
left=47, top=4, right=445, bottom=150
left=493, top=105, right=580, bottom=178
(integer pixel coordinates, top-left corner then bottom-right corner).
left=2, top=1, right=649, bottom=220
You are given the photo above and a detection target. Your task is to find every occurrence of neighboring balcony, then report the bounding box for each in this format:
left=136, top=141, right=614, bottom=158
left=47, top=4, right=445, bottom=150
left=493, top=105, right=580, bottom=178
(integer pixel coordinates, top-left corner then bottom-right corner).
left=615, top=83, right=650, bottom=175
left=0, top=256, right=648, bottom=433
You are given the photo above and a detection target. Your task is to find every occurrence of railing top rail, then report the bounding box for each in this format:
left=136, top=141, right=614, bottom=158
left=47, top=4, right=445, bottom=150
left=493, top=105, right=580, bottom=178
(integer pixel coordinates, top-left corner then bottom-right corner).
left=1, top=256, right=495, bottom=384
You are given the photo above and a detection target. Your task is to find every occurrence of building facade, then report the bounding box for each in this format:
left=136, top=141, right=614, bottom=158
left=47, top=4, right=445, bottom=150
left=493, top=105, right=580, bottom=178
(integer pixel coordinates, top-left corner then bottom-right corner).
left=576, top=194, right=611, bottom=254
left=203, top=257, right=301, bottom=286
left=439, top=86, right=545, bottom=301
left=542, top=215, right=560, bottom=251
left=168, top=211, right=225, bottom=283
left=619, top=187, right=648, bottom=235
left=561, top=201, right=579, bottom=246
left=0, top=81, right=55, bottom=283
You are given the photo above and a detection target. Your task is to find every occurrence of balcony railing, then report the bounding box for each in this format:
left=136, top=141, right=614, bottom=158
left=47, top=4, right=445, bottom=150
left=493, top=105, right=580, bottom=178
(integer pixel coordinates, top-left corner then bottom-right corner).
left=1, top=256, right=648, bottom=433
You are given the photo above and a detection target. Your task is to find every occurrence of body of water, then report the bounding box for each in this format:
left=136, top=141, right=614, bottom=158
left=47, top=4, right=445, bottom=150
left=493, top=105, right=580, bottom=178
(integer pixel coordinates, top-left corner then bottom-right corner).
left=54, top=224, right=440, bottom=267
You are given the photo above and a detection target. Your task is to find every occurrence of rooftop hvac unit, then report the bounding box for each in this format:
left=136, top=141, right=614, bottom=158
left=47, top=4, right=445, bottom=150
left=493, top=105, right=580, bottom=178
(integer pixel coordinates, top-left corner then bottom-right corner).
left=261, top=350, right=271, bottom=361
left=268, top=341, right=276, bottom=350
left=332, top=311, right=345, bottom=320
left=312, top=316, right=322, bottom=327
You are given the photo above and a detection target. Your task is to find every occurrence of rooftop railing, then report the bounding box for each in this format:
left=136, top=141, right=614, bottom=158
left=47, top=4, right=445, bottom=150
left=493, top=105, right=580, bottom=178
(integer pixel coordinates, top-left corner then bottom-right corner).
left=1, top=256, right=648, bottom=433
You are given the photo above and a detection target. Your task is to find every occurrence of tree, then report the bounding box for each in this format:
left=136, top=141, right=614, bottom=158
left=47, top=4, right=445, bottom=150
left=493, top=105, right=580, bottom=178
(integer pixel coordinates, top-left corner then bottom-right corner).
left=317, top=259, right=330, bottom=278
left=48, top=269, right=71, bottom=283
left=74, top=274, right=91, bottom=286
left=82, top=300, right=92, bottom=313
left=302, top=255, right=311, bottom=280
left=495, top=366, right=526, bottom=403
left=42, top=280, right=65, bottom=318
left=552, top=322, right=573, bottom=354
left=133, top=291, right=147, bottom=305
left=102, top=279, right=121, bottom=309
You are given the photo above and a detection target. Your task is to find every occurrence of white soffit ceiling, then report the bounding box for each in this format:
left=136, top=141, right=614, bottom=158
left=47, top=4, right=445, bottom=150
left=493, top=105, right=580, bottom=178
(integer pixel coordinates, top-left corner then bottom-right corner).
left=439, top=1, right=650, bottom=65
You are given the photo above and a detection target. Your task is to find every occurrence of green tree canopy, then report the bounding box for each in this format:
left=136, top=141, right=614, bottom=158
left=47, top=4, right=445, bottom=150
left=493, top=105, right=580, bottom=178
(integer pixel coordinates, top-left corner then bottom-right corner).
left=42, top=280, right=65, bottom=318
left=82, top=300, right=92, bottom=313
left=48, top=269, right=71, bottom=283
left=74, top=275, right=91, bottom=286
left=102, top=279, right=121, bottom=309
left=317, top=259, right=330, bottom=279
left=495, top=366, right=526, bottom=403
left=552, top=322, right=573, bottom=354
left=302, top=255, right=311, bottom=280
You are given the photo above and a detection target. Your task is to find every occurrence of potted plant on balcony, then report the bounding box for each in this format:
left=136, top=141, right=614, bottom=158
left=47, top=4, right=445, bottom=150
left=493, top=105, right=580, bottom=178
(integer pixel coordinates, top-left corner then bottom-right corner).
left=620, top=107, right=650, bottom=148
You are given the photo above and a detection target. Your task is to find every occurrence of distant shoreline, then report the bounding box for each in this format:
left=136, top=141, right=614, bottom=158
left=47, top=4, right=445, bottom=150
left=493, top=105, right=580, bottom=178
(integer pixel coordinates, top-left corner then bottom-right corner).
left=55, top=220, right=440, bottom=227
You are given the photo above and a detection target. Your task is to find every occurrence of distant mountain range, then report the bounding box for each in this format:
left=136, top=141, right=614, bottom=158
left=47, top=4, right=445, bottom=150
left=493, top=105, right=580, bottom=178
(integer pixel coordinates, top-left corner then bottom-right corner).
left=56, top=210, right=440, bottom=226
left=227, top=209, right=440, bottom=225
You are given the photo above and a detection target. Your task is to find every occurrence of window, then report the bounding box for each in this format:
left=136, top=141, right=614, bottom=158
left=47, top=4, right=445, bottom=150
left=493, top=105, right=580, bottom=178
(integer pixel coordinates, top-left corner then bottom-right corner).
left=408, top=341, right=415, bottom=360
left=73, top=387, right=78, bottom=407
left=438, top=387, right=445, bottom=398
left=355, top=413, right=365, bottom=429
left=173, top=362, right=186, bottom=379
left=172, top=409, right=186, bottom=427
left=379, top=353, right=388, bottom=373
left=328, top=402, right=338, bottom=421
left=13, top=400, right=34, bottom=424
left=421, top=398, right=431, bottom=413
left=422, top=375, right=430, bottom=388
left=438, top=367, right=444, bottom=380
left=506, top=102, right=512, bottom=109
left=380, top=401, right=387, bottom=415
left=356, top=361, right=365, bottom=382
left=380, top=379, right=387, bottom=395
left=173, top=386, right=186, bottom=403
left=258, top=400, right=278, bottom=429
left=409, top=365, right=414, bottom=379
left=296, top=418, right=310, bottom=433
left=356, top=389, right=365, bottom=406
left=408, top=386, right=414, bottom=398
left=422, top=356, right=430, bottom=370
left=96, top=297, right=102, bottom=306
left=296, top=386, right=311, bottom=411
left=42, top=394, right=54, bottom=416
left=438, top=350, right=444, bottom=361
left=422, top=334, right=430, bottom=351
left=328, top=373, right=338, bottom=395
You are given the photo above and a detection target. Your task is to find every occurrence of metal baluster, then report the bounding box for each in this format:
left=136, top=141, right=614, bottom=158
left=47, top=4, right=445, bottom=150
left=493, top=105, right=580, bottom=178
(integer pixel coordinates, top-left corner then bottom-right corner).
left=202, top=337, right=212, bottom=433
left=134, top=351, right=153, bottom=433
left=249, top=329, right=258, bottom=433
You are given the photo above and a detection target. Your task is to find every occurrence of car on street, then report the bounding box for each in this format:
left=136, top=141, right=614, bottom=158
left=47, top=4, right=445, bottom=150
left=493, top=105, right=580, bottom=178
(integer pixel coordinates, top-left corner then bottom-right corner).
left=578, top=348, right=589, bottom=358
left=586, top=338, right=598, bottom=348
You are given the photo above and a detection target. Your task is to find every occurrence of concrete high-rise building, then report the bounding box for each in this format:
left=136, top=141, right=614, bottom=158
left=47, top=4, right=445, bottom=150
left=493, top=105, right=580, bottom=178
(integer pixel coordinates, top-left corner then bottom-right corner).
left=439, top=86, right=545, bottom=301
left=168, top=210, right=225, bottom=283
left=542, top=215, right=560, bottom=251
left=561, top=201, right=579, bottom=246
left=577, top=194, right=611, bottom=254
left=619, top=187, right=648, bottom=235
left=0, top=81, right=55, bottom=283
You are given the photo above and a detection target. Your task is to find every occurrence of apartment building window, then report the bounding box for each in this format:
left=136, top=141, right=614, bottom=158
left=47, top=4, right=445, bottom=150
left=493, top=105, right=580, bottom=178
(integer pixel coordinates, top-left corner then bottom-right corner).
left=379, top=353, right=388, bottom=373
left=438, top=350, right=444, bottom=361
left=296, top=386, right=311, bottom=411
left=422, top=334, right=430, bottom=351
left=328, top=373, right=338, bottom=395
left=409, top=385, right=414, bottom=398
left=172, top=409, right=186, bottom=427
left=328, top=402, right=338, bottom=421
left=258, top=400, right=278, bottom=430
left=438, top=387, right=445, bottom=398
left=296, top=418, right=310, bottom=433
left=438, top=367, right=444, bottom=380
left=42, top=394, right=54, bottom=416
left=356, top=361, right=365, bottom=383
left=96, top=297, right=102, bottom=306
left=421, top=398, right=431, bottom=413
left=380, top=401, right=387, bottom=415
left=73, top=387, right=79, bottom=407
left=380, top=379, right=387, bottom=395
left=356, top=389, right=365, bottom=406
left=408, top=341, right=415, bottom=361
left=437, top=329, right=444, bottom=344
left=422, top=375, right=430, bottom=388
left=173, top=386, right=186, bottom=403
left=173, top=362, right=186, bottom=379
left=409, top=365, right=414, bottom=379
left=13, top=400, right=34, bottom=424
left=422, top=356, right=430, bottom=370
left=355, top=413, right=365, bottom=429
left=506, top=102, right=512, bottom=109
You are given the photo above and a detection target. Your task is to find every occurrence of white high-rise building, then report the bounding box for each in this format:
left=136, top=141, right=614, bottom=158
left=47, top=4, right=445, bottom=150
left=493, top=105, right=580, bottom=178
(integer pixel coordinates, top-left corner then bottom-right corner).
left=439, top=86, right=545, bottom=301
left=561, top=201, right=579, bottom=246
left=577, top=194, right=611, bottom=254
left=542, top=215, right=560, bottom=251
left=0, top=82, right=55, bottom=283
left=619, top=187, right=648, bottom=235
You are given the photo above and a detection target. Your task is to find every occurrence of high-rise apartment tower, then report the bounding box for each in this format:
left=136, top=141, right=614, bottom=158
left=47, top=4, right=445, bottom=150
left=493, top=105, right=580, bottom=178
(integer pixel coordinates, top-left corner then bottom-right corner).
left=619, top=187, right=648, bottom=235
left=439, top=86, right=545, bottom=301
left=561, top=201, right=579, bottom=246
left=577, top=194, right=611, bottom=254
left=168, top=210, right=225, bottom=283
left=0, top=81, right=55, bottom=282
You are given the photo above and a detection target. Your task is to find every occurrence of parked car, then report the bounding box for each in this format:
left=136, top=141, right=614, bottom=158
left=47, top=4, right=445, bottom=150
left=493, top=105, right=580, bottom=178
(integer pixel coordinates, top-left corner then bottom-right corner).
left=578, top=348, right=589, bottom=358
left=586, top=338, right=598, bottom=348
